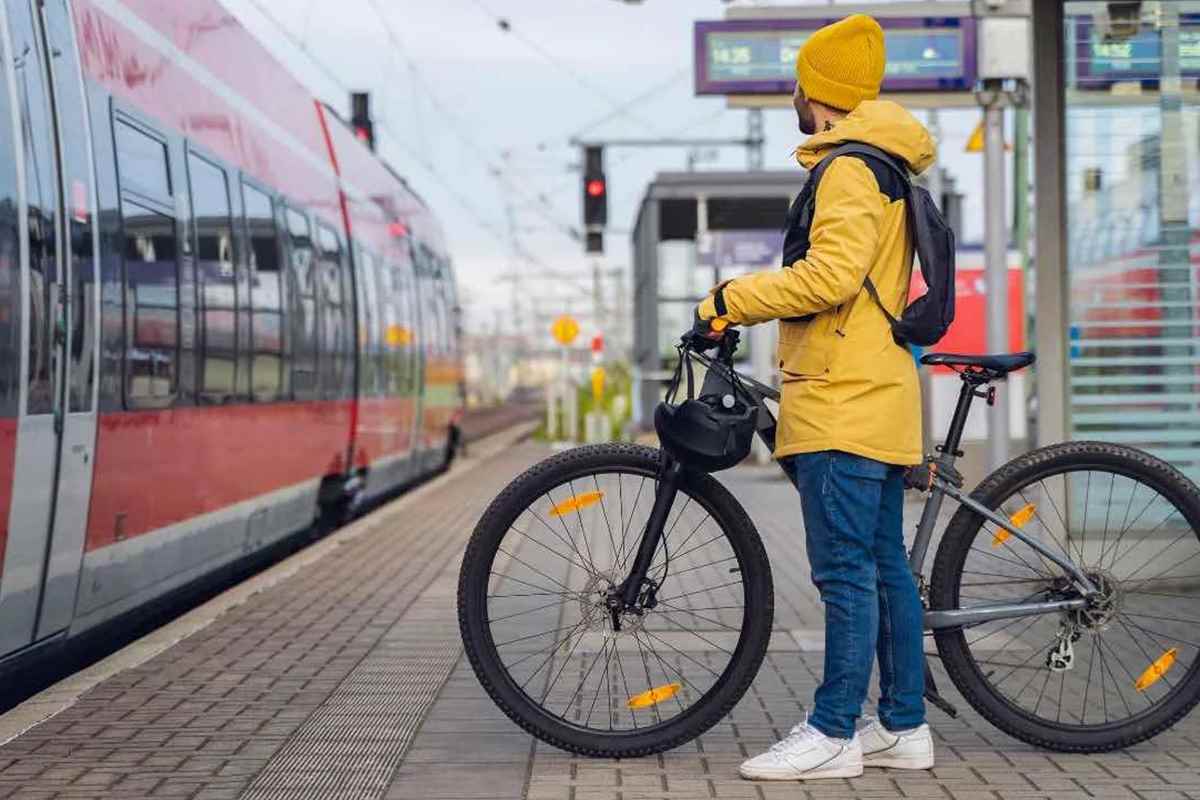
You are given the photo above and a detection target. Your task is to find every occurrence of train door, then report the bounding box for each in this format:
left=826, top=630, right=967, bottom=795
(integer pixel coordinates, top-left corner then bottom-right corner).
left=0, top=0, right=99, bottom=657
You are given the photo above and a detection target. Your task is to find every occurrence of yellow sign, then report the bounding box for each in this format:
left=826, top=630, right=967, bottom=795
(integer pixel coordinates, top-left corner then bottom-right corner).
left=966, top=120, right=985, bottom=153
left=385, top=324, right=411, bottom=347
left=551, top=315, right=580, bottom=346
left=591, top=366, right=605, bottom=401
left=965, top=118, right=1012, bottom=153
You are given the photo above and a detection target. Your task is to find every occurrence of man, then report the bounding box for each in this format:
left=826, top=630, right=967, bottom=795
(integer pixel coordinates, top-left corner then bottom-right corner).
left=694, top=14, right=936, bottom=781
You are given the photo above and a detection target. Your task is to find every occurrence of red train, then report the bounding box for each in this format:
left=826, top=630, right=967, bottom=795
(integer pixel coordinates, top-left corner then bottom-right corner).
left=0, top=0, right=464, bottom=665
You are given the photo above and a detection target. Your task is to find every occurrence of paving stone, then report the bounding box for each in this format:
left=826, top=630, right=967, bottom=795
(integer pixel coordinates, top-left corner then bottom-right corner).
left=0, top=438, right=543, bottom=799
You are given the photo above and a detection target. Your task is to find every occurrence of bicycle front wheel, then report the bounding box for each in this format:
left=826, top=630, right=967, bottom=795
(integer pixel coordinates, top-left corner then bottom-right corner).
left=457, top=443, right=773, bottom=757
left=931, top=441, right=1200, bottom=752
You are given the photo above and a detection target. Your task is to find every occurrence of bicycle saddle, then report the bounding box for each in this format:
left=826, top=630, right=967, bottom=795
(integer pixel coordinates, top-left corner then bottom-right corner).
left=920, top=351, right=1036, bottom=374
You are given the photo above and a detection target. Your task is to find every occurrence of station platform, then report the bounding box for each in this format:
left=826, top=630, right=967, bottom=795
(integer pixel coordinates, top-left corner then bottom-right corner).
left=1, top=429, right=1199, bottom=800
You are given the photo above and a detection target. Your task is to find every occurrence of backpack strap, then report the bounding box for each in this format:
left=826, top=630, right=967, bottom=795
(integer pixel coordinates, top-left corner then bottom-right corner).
left=806, top=142, right=914, bottom=330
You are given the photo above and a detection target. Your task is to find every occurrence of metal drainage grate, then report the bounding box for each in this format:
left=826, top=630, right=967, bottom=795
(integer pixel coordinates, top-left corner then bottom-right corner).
left=241, top=599, right=461, bottom=799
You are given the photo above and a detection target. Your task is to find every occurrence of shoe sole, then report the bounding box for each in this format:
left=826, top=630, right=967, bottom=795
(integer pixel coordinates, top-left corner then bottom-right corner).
left=862, top=755, right=934, bottom=770
left=739, top=764, right=864, bottom=781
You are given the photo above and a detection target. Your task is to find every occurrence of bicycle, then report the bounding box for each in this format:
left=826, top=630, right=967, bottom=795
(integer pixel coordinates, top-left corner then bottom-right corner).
left=458, top=328, right=1200, bottom=757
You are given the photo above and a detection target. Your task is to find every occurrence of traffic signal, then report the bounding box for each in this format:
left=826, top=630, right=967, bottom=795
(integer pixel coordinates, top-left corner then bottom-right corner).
left=582, top=145, right=607, bottom=229
left=351, top=92, right=375, bottom=151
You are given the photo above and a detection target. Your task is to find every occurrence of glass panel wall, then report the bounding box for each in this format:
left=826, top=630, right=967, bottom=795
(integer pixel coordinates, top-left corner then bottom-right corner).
left=1064, top=2, right=1200, bottom=482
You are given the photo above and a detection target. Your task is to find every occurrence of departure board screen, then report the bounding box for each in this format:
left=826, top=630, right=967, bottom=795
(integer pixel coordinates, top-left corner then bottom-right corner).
left=1074, top=14, right=1200, bottom=85
left=695, top=17, right=977, bottom=95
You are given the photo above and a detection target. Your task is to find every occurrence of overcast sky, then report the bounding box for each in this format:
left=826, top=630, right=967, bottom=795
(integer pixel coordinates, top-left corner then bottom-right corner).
left=220, top=0, right=992, bottom=337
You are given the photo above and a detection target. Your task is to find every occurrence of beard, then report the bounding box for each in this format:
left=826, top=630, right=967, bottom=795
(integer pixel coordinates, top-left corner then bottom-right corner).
left=796, top=101, right=817, bottom=135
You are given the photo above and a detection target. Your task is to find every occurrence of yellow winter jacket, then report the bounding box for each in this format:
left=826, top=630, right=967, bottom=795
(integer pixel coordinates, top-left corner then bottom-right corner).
left=697, top=100, right=935, bottom=465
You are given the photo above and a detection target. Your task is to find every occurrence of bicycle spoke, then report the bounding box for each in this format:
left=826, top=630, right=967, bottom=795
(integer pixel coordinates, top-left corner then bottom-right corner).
left=1095, top=634, right=1134, bottom=718
left=640, top=629, right=724, bottom=679
left=656, top=579, right=744, bottom=605
left=616, top=477, right=648, bottom=573
left=488, top=598, right=569, bottom=624
left=613, top=635, right=637, bottom=730
left=655, top=601, right=742, bottom=632
left=496, top=546, right=578, bottom=596
left=490, top=572, right=576, bottom=598
left=1081, top=634, right=1098, bottom=725
left=567, top=479, right=602, bottom=577
left=631, top=628, right=666, bottom=725
left=559, top=636, right=610, bottom=719
left=509, top=524, right=594, bottom=575
left=593, top=474, right=619, bottom=569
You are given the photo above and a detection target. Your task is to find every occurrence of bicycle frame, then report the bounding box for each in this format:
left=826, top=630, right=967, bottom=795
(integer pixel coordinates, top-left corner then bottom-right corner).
left=687, top=347, right=1101, bottom=631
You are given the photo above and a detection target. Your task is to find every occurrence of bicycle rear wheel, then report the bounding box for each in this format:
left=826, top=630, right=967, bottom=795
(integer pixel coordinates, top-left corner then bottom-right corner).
left=457, top=443, right=773, bottom=757
left=931, top=441, right=1200, bottom=752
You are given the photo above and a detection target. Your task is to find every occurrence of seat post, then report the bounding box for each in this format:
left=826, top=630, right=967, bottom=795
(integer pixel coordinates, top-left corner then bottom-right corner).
left=939, top=375, right=983, bottom=460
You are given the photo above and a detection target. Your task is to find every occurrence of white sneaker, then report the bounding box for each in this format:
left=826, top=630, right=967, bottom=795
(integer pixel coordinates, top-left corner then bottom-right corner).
left=858, top=716, right=935, bottom=770
left=739, top=719, right=863, bottom=781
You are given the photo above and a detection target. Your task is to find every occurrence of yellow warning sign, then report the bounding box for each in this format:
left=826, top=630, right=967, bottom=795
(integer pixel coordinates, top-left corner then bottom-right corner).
left=966, top=118, right=1012, bottom=153
left=966, top=119, right=985, bottom=153
left=551, top=315, right=580, bottom=346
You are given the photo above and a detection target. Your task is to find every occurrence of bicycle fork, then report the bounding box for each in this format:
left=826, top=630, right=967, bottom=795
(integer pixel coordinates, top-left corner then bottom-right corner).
left=611, top=458, right=684, bottom=622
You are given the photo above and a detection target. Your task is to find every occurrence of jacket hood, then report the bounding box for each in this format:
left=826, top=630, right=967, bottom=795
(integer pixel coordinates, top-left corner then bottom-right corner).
left=794, top=100, right=936, bottom=175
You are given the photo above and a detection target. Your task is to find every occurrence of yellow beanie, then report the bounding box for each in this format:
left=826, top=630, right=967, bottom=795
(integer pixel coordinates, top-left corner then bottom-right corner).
left=796, top=14, right=886, bottom=112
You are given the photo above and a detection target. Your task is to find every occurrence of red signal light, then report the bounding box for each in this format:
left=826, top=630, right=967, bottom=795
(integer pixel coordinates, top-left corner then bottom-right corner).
left=354, top=125, right=371, bottom=143
left=586, top=179, right=606, bottom=198
left=388, top=221, right=408, bottom=237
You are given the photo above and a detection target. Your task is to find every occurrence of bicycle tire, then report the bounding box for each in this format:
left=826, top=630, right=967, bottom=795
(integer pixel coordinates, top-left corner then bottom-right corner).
left=930, top=440, right=1200, bottom=752
left=457, top=443, right=774, bottom=758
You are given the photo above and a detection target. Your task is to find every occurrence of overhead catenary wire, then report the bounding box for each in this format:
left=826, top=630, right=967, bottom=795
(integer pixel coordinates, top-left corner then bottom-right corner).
left=242, top=0, right=556, bottom=270
left=463, top=0, right=666, bottom=138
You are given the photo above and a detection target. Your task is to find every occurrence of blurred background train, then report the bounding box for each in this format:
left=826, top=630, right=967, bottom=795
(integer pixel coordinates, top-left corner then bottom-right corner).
left=0, top=0, right=463, bottom=668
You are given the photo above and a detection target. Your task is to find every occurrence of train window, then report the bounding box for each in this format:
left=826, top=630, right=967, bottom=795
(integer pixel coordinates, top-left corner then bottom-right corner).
left=122, top=201, right=179, bottom=407
left=356, top=246, right=380, bottom=397
left=0, top=38, right=17, bottom=418
left=11, top=7, right=59, bottom=416
left=286, top=207, right=318, bottom=398
left=243, top=183, right=284, bottom=402
left=387, top=251, right=418, bottom=396
left=188, top=153, right=236, bottom=403
left=114, top=119, right=171, bottom=201
left=316, top=223, right=351, bottom=399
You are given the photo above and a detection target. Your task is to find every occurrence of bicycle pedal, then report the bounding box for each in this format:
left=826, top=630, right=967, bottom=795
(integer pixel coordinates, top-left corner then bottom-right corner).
left=924, top=689, right=959, bottom=718
left=924, top=660, right=959, bottom=718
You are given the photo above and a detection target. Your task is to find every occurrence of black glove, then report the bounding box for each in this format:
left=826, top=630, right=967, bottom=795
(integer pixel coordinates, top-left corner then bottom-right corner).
left=904, top=458, right=964, bottom=492
left=682, top=309, right=725, bottom=351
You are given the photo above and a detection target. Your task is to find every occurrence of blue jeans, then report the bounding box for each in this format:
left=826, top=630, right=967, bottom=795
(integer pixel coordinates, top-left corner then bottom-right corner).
left=781, top=450, right=926, bottom=739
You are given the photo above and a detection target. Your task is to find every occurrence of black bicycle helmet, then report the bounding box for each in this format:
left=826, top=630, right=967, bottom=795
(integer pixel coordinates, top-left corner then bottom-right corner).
left=654, top=346, right=757, bottom=473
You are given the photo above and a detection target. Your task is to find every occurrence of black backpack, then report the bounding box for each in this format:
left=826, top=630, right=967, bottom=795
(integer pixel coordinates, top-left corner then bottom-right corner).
left=780, top=141, right=955, bottom=347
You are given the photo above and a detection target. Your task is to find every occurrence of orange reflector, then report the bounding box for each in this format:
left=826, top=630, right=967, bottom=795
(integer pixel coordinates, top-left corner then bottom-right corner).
left=549, top=491, right=603, bottom=517
left=993, top=503, right=1036, bottom=547
left=1135, top=648, right=1177, bottom=692
left=711, top=318, right=729, bottom=332
left=627, top=682, right=681, bottom=709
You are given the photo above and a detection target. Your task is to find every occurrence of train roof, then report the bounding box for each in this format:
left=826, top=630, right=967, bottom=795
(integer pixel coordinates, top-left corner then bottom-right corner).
left=74, top=0, right=445, bottom=253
